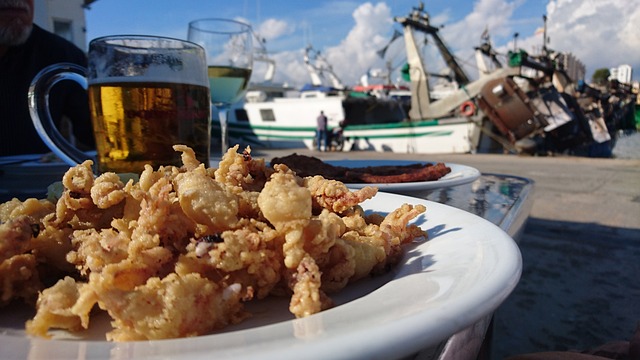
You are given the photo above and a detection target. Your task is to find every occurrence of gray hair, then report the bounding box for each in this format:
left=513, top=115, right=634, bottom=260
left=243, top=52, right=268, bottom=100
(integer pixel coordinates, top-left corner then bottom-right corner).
left=0, top=23, right=32, bottom=45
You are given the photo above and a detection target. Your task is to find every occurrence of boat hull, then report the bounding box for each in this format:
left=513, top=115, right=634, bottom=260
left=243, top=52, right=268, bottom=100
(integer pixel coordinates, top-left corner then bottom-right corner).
left=344, top=118, right=479, bottom=153
left=214, top=89, right=481, bottom=154
left=214, top=116, right=480, bottom=154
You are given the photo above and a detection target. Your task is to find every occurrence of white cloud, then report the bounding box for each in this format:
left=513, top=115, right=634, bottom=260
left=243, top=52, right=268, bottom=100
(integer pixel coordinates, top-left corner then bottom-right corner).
left=271, top=50, right=309, bottom=86
left=257, top=0, right=639, bottom=87
left=447, top=0, right=520, bottom=50
left=439, top=0, right=640, bottom=82
left=323, top=2, right=394, bottom=85
left=441, top=0, right=521, bottom=79
left=256, top=18, right=292, bottom=41
left=259, top=2, right=395, bottom=87
left=546, top=0, right=640, bottom=78
left=505, top=0, right=640, bottom=80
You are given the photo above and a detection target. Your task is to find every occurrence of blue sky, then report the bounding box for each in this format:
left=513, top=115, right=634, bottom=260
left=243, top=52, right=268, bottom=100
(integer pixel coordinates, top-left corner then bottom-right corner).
left=84, top=0, right=639, bottom=86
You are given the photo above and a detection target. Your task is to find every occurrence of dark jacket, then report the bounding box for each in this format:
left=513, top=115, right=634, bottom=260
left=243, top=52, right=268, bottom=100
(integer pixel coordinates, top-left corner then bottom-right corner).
left=0, top=25, right=94, bottom=156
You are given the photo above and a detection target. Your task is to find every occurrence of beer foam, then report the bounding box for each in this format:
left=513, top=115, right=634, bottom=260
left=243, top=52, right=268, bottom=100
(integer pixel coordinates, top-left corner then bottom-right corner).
left=89, top=76, right=207, bottom=87
left=89, top=56, right=208, bottom=87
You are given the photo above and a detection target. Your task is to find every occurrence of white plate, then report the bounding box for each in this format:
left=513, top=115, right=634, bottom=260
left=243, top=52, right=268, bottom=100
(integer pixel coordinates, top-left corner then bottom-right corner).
left=326, top=159, right=481, bottom=192
left=0, top=192, right=521, bottom=360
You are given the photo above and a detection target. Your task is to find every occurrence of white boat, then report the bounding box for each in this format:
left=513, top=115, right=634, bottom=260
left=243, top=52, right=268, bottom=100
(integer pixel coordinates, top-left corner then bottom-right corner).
left=218, top=3, right=591, bottom=155
left=218, top=5, right=504, bottom=154
left=224, top=89, right=481, bottom=153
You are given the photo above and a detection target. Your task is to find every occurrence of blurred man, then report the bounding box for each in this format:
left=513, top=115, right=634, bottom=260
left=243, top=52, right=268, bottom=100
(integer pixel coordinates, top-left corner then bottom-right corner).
left=316, top=110, right=328, bottom=151
left=0, top=0, right=94, bottom=156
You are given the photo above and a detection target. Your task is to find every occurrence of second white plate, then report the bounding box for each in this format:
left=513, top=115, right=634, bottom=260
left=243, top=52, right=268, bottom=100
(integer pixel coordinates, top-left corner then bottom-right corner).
left=327, top=159, right=481, bottom=191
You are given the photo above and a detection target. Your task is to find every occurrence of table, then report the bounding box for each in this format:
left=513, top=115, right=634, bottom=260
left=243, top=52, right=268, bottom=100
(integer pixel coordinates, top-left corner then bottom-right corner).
left=0, top=154, right=65, bottom=202
left=396, top=173, right=535, bottom=360
left=1, top=157, right=534, bottom=360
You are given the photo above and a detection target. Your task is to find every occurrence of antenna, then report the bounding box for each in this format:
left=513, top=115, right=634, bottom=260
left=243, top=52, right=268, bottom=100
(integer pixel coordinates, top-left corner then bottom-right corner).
left=542, top=15, right=548, bottom=52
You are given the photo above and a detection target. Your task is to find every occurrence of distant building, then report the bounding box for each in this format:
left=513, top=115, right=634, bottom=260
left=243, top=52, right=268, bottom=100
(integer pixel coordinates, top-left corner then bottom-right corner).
left=519, top=50, right=586, bottom=83
left=610, top=64, right=633, bottom=84
left=556, top=52, right=586, bottom=82
left=33, top=0, right=97, bottom=52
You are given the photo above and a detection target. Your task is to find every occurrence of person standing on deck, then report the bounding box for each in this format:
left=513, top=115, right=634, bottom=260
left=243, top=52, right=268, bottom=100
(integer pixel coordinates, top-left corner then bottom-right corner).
left=316, top=110, right=328, bottom=151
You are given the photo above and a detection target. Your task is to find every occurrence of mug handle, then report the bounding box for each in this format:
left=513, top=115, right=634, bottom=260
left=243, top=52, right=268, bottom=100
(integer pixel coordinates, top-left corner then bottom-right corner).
left=28, top=62, right=94, bottom=168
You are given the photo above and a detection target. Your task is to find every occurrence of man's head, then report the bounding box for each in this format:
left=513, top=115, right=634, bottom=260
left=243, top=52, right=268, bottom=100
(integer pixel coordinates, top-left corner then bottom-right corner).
left=0, top=0, right=34, bottom=47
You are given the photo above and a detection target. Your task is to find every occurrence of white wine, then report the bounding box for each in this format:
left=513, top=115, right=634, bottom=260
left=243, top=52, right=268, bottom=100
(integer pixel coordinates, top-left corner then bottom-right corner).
left=207, top=66, right=252, bottom=106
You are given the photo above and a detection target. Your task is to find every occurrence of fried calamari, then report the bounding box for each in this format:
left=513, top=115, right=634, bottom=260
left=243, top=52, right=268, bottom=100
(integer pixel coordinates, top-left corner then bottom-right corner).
left=0, top=145, right=427, bottom=341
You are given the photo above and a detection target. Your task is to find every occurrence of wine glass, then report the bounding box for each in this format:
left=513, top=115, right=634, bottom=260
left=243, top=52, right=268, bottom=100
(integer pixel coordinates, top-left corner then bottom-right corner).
left=188, top=18, right=253, bottom=154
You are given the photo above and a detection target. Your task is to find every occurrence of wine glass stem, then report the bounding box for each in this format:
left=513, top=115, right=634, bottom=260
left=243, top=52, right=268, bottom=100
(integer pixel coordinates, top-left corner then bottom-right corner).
left=219, top=106, right=229, bottom=154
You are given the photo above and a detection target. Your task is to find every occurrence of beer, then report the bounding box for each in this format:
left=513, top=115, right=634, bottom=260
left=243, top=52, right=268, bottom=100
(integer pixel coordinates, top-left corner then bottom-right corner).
left=207, top=66, right=252, bottom=106
left=88, top=80, right=210, bottom=173
left=29, top=35, right=210, bottom=173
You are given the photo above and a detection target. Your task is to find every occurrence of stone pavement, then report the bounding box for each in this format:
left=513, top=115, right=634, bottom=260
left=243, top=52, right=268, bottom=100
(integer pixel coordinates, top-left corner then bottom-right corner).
left=240, top=145, right=640, bottom=359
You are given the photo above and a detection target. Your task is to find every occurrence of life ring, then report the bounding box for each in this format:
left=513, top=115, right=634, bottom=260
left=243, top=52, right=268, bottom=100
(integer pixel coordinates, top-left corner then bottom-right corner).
left=460, top=101, right=476, bottom=116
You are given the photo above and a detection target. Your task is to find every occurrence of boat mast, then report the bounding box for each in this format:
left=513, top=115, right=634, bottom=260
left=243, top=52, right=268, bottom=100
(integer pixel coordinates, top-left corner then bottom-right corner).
left=394, top=4, right=432, bottom=119
left=394, top=2, right=472, bottom=119
left=303, top=45, right=345, bottom=89
left=252, top=32, right=276, bottom=83
left=396, top=3, right=470, bottom=85
left=303, top=45, right=324, bottom=86
left=475, top=29, right=503, bottom=78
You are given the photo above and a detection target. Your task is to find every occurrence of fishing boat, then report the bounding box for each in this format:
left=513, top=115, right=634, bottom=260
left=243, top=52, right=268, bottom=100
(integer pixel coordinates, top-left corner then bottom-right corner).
left=217, top=3, right=636, bottom=156
left=218, top=4, right=507, bottom=154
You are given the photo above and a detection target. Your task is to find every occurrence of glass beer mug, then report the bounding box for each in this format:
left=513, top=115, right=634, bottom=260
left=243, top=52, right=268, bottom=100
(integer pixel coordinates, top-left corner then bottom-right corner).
left=29, top=35, right=211, bottom=174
